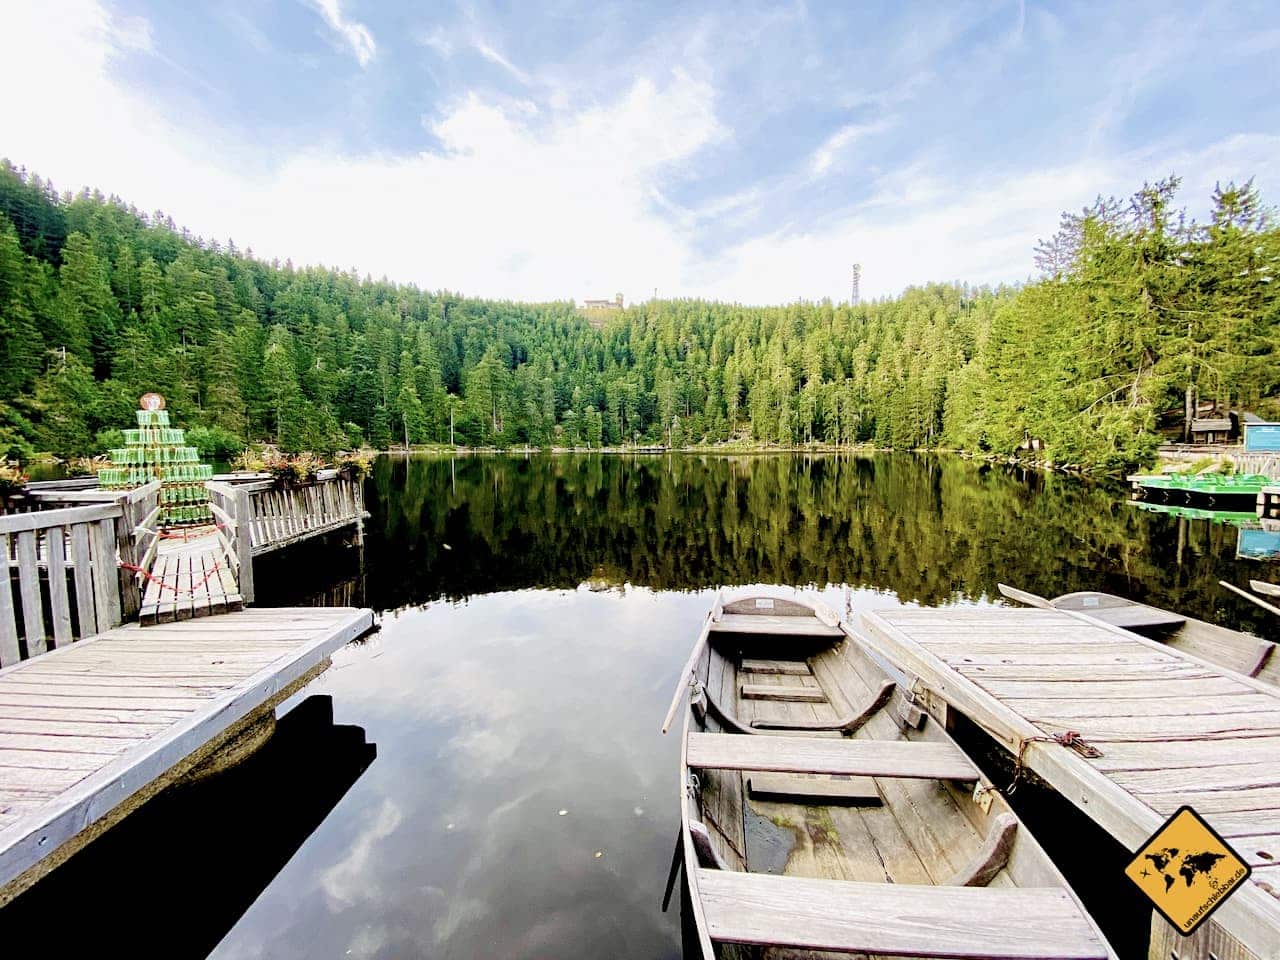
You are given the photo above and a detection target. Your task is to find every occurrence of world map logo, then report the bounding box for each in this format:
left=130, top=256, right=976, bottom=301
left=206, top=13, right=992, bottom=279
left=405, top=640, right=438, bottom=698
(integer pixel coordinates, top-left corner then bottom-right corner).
left=1143, top=847, right=1226, bottom=894
left=1125, top=807, right=1250, bottom=935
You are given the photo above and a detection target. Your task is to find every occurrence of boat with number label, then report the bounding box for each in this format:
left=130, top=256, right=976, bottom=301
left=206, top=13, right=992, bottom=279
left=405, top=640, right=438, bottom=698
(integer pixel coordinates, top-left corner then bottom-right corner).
left=661, top=588, right=1115, bottom=960
left=1041, top=590, right=1279, bottom=689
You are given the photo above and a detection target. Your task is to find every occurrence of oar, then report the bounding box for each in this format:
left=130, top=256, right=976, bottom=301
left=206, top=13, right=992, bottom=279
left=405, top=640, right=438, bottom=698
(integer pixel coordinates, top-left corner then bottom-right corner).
left=1220, top=580, right=1280, bottom=619
left=1251, top=579, right=1280, bottom=599
left=660, top=592, right=723, bottom=734
left=996, top=583, right=1052, bottom=609
left=660, top=830, right=683, bottom=912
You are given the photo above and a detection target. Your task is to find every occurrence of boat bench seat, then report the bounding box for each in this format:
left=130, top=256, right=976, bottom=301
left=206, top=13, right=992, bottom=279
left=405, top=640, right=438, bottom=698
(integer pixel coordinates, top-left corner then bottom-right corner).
left=740, top=682, right=826, bottom=702
left=710, top=614, right=842, bottom=637
left=686, top=731, right=978, bottom=781
left=696, top=868, right=1108, bottom=959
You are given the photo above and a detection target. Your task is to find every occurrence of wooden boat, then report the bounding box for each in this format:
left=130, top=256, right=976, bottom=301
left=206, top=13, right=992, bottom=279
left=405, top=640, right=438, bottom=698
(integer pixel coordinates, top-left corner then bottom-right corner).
left=663, top=589, right=1115, bottom=960
left=1253, top=579, right=1280, bottom=599
left=1047, top=590, right=1278, bottom=687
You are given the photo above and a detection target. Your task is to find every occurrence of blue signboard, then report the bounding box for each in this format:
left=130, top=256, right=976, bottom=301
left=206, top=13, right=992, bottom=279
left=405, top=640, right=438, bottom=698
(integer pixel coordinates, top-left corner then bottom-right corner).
left=1238, top=527, right=1280, bottom=560
left=1245, top=422, right=1280, bottom=451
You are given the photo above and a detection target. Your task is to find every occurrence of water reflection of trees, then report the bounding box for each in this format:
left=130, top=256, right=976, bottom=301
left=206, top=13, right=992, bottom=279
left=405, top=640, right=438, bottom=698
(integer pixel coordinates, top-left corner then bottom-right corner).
left=362, top=454, right=1275, bottom=639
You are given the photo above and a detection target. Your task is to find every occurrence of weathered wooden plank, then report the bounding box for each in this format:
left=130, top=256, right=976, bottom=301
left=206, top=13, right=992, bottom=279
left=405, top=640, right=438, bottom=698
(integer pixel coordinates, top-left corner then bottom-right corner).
left=740, top=682, right=826, bottom=702
left=740, top=658, right=811, bottom=675
left=0, top=766, right=92, bottom=794
left=956, top=663, right=1211, bottom=681
left=747, top=772, right=881, bottom=805
left=687, top=732, right=978, bottom=780
left=0, top=705, right=193, bottom=725
left=1113, top=762, right=1280, bottom=794
left=0, top=533, right=19, bottom=667
left=1090, top=737, right=1280, bottom=772
left=0, top=691, right=207, bottom=711
left=695, top=869, right=1107, bottom=959
left=0, top=733, right=139, bottom=755
left=15, top=531, right=44, bottom=658
left=0, top=748, right=115, bottom=771
left=44, top=527, right=72, bottom=649
left=3, top=671, right=244, bottom=689
left=0, top=504, right=120, bottom=535
left=1195, top=810, right=1280, bottom=839
left=930, top=646, right=1177, bottom=665
left=1032, top=712, right=1280, bottom=742
left=976, top=677, right=1252, bottom=700
left=1140, top=786, right=1280, bottom=814
left=1006, top=694, right=1267, bottom=719
left=711, top=613, right=842, bottom=637
left=1232, top=835, right=1280, bottom=867
left=23, top=657, right=281, bottom=676
left=87, top=521, right=116, bottom=633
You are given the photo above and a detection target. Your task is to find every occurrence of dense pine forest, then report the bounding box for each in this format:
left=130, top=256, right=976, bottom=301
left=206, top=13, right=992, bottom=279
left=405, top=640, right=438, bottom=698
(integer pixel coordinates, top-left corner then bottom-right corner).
left=1, top=160, right=1276, bottom=472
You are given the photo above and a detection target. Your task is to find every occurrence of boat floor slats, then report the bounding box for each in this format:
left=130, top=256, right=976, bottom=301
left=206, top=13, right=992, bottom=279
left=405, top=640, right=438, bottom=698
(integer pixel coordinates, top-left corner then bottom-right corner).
left=739, top=682, right=826, bottom=702
left=687, top=732, right=979, bottom=781
left=747, top=772, right=881, bottom=805
left=861, top=606, right=1280, bottom=953
left=0, top=607, right=372, bottom=894
left=710, top=614, right=842, bottom=637
left=695, top=869, right=1108, bottom=959
left=739, top=658, right=811, bottom=675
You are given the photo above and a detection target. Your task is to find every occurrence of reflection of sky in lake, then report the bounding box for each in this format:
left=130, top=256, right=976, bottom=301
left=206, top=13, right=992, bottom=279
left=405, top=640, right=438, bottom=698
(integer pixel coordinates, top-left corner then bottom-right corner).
left=9, top=454, right=1277, bottom=958
left=211, top=587, right=738, bottom=959
left=207, top=581, right=928, bottom=959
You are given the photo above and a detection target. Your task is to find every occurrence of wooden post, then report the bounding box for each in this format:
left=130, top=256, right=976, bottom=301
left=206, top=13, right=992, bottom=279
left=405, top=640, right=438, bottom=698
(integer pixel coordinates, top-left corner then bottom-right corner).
left=114, top=493, right=141, bottom=619
left=234, top=486, right=255, bottom=604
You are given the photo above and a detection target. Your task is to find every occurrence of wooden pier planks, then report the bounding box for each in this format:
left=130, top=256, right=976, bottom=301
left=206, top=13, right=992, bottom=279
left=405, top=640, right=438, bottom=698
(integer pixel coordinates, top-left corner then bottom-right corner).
left=0, top=606, right=372, bottom=899
left=139, top=531, right=243, bottom=625
left=860, top=606, right=1280, bottom=959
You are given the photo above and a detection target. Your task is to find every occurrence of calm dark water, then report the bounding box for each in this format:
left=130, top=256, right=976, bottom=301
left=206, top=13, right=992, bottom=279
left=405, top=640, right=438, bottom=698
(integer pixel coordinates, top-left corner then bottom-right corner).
left=2, top=453, right=1274, bottom=958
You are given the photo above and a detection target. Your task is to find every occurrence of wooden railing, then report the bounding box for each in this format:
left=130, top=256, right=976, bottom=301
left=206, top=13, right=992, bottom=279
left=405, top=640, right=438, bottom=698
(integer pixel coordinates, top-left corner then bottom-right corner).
left=206, top=471, right=364, bottom=604
left=0, top=480, right=161, bottom=666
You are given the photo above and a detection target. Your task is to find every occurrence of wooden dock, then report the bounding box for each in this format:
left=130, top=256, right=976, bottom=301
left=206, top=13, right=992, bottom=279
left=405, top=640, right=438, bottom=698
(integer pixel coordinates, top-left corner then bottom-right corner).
left=0, top=606, right=372, bottom=903
left=138, top=526, right=243, bottom=624
left=860, top=606, right=1280, bottom=960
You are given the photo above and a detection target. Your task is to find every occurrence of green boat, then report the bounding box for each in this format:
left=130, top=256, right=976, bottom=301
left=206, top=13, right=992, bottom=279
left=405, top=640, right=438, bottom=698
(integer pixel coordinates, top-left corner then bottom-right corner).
left=1128, top=470, right=1272, bottom=503
left=1130, top=501, right=1258, bottom=524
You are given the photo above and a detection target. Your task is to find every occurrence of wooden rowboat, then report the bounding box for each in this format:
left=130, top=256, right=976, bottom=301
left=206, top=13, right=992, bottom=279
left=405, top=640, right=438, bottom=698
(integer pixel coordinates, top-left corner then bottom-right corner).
left=1047, top=590, right=1278, bottom=687
left=665, top=589, right=1115, bottom=960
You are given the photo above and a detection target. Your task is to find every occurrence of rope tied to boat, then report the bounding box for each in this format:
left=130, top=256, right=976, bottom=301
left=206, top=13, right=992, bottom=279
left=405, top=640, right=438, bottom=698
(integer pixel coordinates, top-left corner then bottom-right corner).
left=1007, top=730, right=1102, bottom=793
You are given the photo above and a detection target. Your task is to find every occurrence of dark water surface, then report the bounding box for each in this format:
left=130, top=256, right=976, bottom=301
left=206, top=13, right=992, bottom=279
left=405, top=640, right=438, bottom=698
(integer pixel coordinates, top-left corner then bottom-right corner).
left=2, top=453, right=1275, bottom=958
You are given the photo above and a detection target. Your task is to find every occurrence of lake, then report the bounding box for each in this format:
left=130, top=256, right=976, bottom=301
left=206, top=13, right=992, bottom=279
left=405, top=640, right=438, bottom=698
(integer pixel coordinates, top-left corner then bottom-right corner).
left=2, top=453, right=1275, bottom=958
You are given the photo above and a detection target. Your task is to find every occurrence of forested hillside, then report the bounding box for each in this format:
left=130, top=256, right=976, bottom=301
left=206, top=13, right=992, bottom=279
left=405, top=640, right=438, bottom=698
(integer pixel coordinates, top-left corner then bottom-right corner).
left=1, top=161, right=1276, bottom=471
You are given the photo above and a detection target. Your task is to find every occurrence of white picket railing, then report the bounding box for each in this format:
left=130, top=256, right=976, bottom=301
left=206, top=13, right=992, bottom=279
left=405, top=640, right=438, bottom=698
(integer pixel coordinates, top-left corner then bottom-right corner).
left=0, top=480, right=161, bottom=666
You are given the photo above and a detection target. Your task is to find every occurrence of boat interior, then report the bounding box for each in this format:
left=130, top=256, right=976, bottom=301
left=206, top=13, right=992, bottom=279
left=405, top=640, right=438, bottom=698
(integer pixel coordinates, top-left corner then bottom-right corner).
left=679, top=592, right=1113, bottom=960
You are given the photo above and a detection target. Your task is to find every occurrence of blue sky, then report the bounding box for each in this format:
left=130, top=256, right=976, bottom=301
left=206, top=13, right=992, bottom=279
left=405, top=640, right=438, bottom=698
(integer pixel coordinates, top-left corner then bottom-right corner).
left=3, top=1, right=1279, bottom=302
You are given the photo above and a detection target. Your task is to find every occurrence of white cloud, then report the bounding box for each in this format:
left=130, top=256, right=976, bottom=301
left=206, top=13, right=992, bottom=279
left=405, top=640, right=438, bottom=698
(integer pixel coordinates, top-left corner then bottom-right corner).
left=472, top=38, right=530, bottom=85
left=304, top=0, right=376, bottom=67
left=809, top=120, right=892, bottom=177
left=320, top=798, right=402, bottom=906
left=417, top=25, right=454, bottom=58
left=416, top=26, right=531, bottom=85
left=1, top=0, right=1277, bottom=308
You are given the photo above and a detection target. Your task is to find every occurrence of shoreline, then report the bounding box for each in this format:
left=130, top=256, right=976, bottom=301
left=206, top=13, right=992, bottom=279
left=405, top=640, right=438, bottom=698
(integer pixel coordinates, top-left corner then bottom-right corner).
left=367, top=443, right=1115, bottom=477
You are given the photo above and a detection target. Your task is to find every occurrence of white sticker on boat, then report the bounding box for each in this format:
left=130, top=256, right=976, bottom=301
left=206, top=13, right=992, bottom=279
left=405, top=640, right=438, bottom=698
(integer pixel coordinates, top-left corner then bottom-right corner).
left=1083, top=597, right=1099, bottom=608
left=755, top=598, right=774, bottom=609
